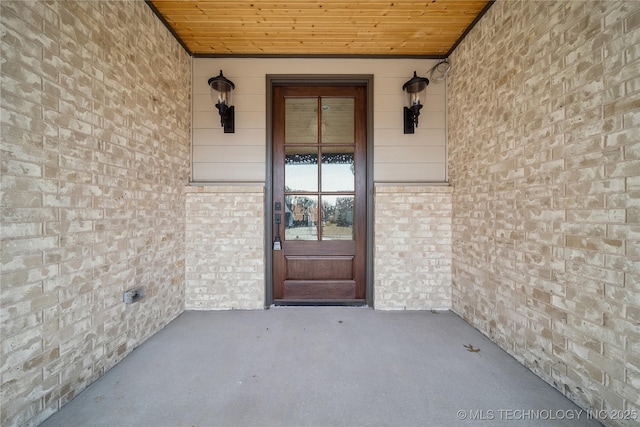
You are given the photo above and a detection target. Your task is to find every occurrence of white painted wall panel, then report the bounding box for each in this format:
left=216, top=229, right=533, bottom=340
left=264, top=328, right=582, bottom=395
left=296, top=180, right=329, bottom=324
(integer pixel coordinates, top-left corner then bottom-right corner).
left=193, top=128, right=266, bottom=147
left=192, top=58, right=447, bottom=183
left=193, top=163, right=265, bottom=181
left=193, top=146, right=265, bottom=163
left=375, top=146, right=446, bottom=164
left=375, top=164, right=447, bottom=182
left=424, top=94, right=446, bottom=112
left=375, top=128, right=446, bottom=147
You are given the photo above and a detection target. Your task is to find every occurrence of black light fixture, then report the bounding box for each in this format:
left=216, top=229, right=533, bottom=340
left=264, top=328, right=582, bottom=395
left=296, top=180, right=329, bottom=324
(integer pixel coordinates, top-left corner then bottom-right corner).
left=208, top=70, right=235, bottom=133
left=402, top=71, right=429, bottom=134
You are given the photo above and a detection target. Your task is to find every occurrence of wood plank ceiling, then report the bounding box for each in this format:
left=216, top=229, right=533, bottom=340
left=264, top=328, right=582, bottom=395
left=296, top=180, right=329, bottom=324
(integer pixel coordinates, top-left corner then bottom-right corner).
left=148, top=0, right=493, bottom=57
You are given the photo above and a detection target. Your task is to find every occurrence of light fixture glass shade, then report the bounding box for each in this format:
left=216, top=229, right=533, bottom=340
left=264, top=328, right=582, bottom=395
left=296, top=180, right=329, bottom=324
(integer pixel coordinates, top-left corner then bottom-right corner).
left=207, top=70, right=236, bottom=133
left=402, top=71, right=429, bottom=107
left=402, top=71, right=429, bottom=134
left=208, top=70, right=235, bottom=106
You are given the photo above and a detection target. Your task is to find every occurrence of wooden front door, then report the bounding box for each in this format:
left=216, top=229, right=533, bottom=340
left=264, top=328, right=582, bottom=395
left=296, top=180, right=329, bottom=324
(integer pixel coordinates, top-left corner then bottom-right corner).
left=272, top=84, right=367, bottom=303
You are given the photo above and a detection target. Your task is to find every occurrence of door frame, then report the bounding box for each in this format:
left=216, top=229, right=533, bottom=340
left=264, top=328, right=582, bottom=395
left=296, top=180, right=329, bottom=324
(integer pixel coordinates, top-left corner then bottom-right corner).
left=265, top=74, right=374, bottom=307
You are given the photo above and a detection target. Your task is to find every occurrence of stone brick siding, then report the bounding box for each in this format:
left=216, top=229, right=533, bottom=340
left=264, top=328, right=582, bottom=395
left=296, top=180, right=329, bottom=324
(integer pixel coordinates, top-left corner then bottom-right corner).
left=374, top=185, right=452, bottom=310
left=185, top=186, right=265, bottom=310
left=448, top=1, right=640, bottom=425
left=0, top=1, right=191, bottom=426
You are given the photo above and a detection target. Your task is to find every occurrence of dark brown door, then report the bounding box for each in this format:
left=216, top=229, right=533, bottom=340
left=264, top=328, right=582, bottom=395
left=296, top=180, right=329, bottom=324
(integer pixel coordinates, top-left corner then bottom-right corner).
left=272, top=85, right=367, bottom=303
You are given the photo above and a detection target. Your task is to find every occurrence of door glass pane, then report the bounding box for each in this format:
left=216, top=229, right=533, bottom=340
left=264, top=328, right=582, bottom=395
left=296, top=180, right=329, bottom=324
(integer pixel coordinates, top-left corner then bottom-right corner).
left=321, top=98, right=354, bottom=143
left=285, top=147, right=318, bottom=192
left=286, top=98, right=318, bottom=143
left=322, top=196, right=354, bottom=240
left=322, top=146, right=354, bottom=192
left=285, top=195, right=318, bottom=241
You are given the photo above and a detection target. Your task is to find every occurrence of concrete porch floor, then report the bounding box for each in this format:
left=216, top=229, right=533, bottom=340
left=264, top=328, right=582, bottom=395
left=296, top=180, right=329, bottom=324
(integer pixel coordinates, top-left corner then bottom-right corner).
left=39, top=308, right=601, bottom=427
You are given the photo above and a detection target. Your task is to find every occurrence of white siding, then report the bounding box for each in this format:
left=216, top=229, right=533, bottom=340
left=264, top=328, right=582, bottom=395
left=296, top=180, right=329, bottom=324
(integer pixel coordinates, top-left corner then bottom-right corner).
left=192, top=58, right=447, bottom=183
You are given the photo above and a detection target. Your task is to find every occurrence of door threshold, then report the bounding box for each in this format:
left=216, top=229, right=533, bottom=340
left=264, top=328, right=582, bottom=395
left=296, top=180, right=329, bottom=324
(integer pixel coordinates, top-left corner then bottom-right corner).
left=272, top=299, right=367, bottom=307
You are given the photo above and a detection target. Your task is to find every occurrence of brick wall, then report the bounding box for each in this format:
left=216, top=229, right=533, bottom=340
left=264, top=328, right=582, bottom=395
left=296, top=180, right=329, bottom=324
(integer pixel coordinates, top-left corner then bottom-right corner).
left=186, top=185, right=452, bottom=311
left=0, top=1, right=191, bottom=426
left=448, top=1, right=640, bottom=425
left=374, top=185, right=452, bottom=310
left=185, top=186, right=265, bottom=310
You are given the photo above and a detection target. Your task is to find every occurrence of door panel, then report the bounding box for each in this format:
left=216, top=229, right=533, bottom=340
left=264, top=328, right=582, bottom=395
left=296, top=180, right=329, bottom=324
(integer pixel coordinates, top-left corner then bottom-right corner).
left=272, top=85, right=366, bottom=303
left=286, top=256, right=354, bottom=280
left=283, top=282, right=356, bottom=300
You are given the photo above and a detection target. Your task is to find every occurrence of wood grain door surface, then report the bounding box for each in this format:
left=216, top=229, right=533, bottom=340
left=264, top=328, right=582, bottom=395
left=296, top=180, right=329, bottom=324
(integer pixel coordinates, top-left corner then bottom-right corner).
left=272, top=85, right=367, bottom=303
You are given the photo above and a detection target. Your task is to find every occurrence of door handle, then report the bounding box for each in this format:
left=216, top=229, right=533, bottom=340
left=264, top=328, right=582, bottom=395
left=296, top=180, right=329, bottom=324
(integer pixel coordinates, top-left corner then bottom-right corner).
left=273, top=212, right=282, bottom=251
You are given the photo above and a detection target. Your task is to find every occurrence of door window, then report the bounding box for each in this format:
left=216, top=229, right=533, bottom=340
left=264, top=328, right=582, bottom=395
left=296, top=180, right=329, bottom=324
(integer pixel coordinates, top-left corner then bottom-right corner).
left=283, top=96, right=356, bottom=242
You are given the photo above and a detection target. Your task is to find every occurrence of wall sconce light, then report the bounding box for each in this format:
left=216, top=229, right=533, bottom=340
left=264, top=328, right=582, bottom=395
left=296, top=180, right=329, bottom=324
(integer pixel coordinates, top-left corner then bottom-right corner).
left=402, top=71, right=429, bottom=134
left=208, top=70, right=235, bottom=133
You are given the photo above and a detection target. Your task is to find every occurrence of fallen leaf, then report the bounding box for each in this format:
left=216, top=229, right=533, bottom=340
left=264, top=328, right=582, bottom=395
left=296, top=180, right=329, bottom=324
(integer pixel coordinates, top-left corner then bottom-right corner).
left=464, top=344, right=480, bottom=353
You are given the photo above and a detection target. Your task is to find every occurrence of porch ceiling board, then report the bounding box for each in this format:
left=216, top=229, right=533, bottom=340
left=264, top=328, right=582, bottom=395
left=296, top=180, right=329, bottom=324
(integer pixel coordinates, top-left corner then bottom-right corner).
left=148, top=0, right=493, bottom=57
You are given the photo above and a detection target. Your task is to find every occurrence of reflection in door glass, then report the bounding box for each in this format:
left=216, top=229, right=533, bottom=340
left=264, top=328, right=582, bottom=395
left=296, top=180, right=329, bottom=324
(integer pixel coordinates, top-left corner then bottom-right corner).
left=285, top=147, right=318, bottom=192
left=321, top=98, right=354, bottom=143
left=321, top=196, right=354, bottom=240
left=285, top=98, right=318, bottom=143
left=285, top=195, right=318, bottom=241
left=321, top=147, right=354, bottom=192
